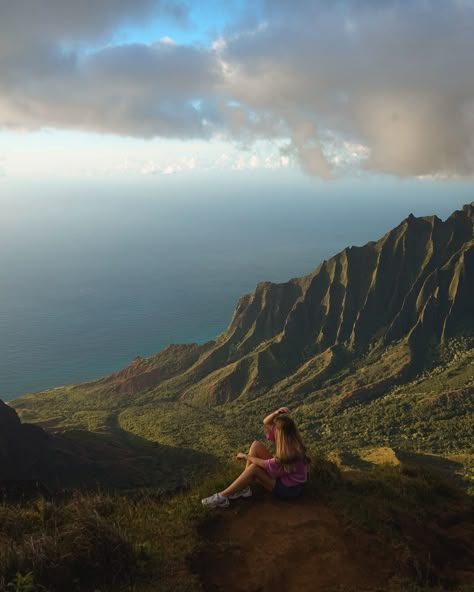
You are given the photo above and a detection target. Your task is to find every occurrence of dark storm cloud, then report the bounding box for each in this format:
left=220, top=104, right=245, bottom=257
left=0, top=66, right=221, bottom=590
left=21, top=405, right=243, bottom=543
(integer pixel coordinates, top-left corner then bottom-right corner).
left=1, top=0, right=474, bottom=177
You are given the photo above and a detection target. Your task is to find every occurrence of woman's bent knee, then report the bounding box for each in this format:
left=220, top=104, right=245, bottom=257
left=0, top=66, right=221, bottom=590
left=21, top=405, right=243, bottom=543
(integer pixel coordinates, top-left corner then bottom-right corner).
left=248, top=440, right=263, bottom=453
left=247, top=464, right=260, bottom=475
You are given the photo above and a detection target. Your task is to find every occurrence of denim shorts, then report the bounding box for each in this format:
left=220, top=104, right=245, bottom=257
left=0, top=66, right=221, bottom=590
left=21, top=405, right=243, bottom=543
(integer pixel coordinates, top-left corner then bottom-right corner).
left=272, top=478, right=304, bottom=500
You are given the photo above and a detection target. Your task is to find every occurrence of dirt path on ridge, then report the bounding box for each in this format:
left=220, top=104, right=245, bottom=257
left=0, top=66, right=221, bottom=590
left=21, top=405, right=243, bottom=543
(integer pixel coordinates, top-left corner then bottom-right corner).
left=198, top=496, right=399, bottom=592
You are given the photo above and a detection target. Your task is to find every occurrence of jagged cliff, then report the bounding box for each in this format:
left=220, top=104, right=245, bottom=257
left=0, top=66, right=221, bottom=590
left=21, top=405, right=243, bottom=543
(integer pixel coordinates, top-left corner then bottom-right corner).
left=183, top=202, right=473, bottom=403
left=12, top=203, right=474, bottom=415
left=88, top=202, right=471, bottom=405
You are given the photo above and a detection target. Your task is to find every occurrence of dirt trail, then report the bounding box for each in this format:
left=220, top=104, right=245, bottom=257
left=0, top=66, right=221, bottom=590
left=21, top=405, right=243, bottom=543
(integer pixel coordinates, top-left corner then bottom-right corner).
left=199, top=497, right=398, bottom=592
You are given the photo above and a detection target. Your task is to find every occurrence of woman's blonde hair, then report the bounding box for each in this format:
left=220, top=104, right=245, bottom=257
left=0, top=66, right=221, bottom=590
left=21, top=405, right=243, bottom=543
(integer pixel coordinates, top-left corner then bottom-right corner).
left=273, top=414, right=310, bottom=472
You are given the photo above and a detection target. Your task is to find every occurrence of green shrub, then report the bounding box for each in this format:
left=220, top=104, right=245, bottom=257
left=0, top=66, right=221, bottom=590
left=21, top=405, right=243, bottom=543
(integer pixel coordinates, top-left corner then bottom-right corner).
left=305, top=451, right=342, bottom=497
left=5, top=572, right=34, bottom=592
left=0, top=494, right=138, bottom=592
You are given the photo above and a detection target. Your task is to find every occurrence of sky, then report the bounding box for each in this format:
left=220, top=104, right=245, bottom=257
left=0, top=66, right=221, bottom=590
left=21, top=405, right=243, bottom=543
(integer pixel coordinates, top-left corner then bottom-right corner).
left=1, top=0, right=474, bottom=398
left=1, top=0, right=474, bottom=182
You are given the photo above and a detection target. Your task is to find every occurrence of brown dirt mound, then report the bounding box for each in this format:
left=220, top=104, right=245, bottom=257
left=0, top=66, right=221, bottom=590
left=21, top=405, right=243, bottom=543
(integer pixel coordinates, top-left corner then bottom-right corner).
left=198, top=497, right=398, bottom=592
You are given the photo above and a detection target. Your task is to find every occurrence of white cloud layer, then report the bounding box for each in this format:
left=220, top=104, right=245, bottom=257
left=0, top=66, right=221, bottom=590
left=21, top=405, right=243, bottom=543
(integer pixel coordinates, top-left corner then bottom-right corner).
left=1, top=0, right=474, bottom=177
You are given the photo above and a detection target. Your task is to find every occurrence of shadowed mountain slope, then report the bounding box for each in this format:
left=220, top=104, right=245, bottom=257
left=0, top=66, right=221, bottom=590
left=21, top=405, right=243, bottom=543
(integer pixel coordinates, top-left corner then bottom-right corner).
left=0, top=400, right=213, bottom=492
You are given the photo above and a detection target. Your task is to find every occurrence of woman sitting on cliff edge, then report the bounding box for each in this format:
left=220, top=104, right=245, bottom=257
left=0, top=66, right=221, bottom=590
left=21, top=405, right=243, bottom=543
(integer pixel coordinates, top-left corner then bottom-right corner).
left=202, top=407, right=309, bottom=508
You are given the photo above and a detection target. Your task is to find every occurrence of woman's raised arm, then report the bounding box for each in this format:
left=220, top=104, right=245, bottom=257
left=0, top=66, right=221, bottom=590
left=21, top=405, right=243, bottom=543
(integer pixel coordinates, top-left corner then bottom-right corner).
left=263, top=407, right=290, bottom=426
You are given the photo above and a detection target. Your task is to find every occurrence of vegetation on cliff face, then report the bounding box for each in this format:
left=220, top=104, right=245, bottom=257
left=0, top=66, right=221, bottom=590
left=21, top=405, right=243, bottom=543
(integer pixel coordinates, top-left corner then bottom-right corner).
left=8, top=203, right=473, bottom=491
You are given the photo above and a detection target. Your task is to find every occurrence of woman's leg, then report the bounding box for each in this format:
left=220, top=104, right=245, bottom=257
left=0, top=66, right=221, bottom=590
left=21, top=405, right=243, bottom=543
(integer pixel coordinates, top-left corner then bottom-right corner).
left=246, top=440, right=273, bottom=469
left=220, top=464, right=275, bottom=497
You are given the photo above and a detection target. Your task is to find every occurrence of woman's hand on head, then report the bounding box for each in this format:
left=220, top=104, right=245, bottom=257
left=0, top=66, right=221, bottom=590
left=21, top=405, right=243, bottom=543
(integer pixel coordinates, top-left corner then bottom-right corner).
left=236, top=452, right=248, bottom=461
left=263, top=406, right=290, bottom=426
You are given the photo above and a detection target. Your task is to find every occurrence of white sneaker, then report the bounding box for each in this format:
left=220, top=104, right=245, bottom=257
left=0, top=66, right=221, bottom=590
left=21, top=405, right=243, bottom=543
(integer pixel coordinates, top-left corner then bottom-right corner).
left=227, top=486, right=252, bottom=500
left=201, top=493, right=229, bottom=508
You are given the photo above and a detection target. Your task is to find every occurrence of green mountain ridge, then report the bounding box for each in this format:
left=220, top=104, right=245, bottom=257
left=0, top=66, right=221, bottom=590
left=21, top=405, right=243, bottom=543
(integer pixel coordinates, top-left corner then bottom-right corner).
left=8, top=202, right=474, bottom=487
left=194, top=203, right=473, bottom=404
left=17, top=203, right=473, bottom=404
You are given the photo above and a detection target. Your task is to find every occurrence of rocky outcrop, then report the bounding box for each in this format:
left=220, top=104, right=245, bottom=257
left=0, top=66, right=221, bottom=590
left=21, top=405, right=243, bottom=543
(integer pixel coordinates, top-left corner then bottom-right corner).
left=0, top=400, right=51, bottom=482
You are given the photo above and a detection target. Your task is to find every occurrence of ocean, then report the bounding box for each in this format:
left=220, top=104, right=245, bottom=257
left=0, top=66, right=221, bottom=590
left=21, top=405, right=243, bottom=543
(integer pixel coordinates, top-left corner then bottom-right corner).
left=1, top=172, right=472, bottom=400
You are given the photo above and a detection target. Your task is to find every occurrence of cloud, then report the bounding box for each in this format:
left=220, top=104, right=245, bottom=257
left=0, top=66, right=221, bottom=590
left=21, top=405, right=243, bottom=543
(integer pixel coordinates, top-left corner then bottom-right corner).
left=220, top=0, right=474, bottom=177
left=0, top=0, right=188, bottom=53
left=1, top=0, right=474, bottom=178
left=0, top=1, right=212, bottom=139
left=0, top=39, right=222, bottom=138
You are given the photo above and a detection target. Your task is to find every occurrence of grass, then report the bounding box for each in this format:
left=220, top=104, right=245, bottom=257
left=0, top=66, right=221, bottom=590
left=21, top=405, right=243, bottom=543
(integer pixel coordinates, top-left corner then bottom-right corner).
left=327, top=461, right=473, bottom=589
left=1, top=454, right=472, bottom=591
left=0, top=461, right=240, bottom=592
left=0, top=494, right=137, bottom=592
left=332, top=462, right=460, bottom=535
